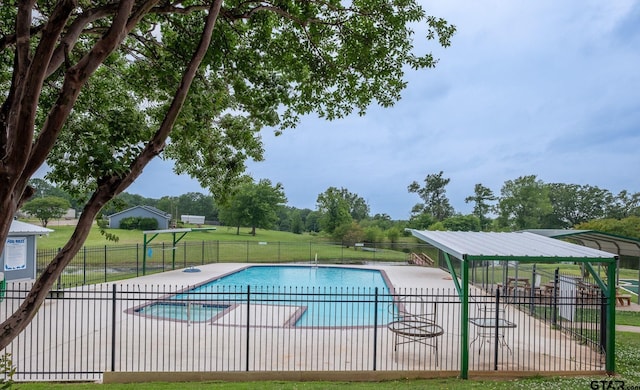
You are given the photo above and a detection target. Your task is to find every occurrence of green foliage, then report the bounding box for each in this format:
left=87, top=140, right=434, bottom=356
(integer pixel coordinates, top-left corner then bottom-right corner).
left=138, top=218, right=159, bottom=231
left=316, top=187, right=355, bottom=234
left=407, top=212, right=434, bottom=230
left=496, top=175, right=552, bottom=230
left=606, top=190, right=640, bottom=219
left=0, top=353, right=15, bottom=389
left=441, top=215, right=481, bottom=231
left=575, top=216, right=640, bottom=239
left=333, top=221, right=365, bottom=247
left=363, top=226, right=384, bottom=242
left=218, top=179, right=287, bottom=236
left=408, top=171, right=454, bottom=222
left=386, top=227, right=401, bottom=243
left=21, top=196, right=71, bottom=227
left=464, top=183, right=496, bottom=231
left=118, top=217, right=158, bottom=231
left=546, top=183, right=611, bottom=228
left=305, top=211, right=322, bottom=233
left=290, top=210, right=304, bottom=234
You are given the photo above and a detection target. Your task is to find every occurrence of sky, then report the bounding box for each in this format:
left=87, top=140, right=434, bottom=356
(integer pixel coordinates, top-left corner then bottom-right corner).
left=127, top=0, right=640, bottom=220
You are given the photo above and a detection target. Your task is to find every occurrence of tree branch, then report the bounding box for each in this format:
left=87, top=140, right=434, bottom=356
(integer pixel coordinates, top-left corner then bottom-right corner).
left=0, top=0, right=225, bottom=351
left=21, top=0, right=144, bottom=186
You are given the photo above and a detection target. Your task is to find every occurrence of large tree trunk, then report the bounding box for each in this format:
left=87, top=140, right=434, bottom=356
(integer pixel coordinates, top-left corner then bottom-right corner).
left=0, top=0, right=222, bottom=351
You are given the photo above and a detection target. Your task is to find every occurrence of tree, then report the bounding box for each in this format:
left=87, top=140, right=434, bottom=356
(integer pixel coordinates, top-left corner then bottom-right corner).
left=304, top=211, right=322, bottom=233
left=546, top=183, right=611, bottom=228
left=386, top=227, right=401, bottom=243
left=175, top=192, right=217, bottom=222
left=218, top=179, right=286, bottom=235
left=289, top=210, right=304, bottom=235
left=333, top=221, right=365, bottom=247
left=605, top=190, right=640, bottom=219
left=464, top=183, right=496, bottom=231
left=21, top=196, right=71, bottom=227
left=316, top=187, right=354, bottom=234
left=408, top=171, right=454, bottom=222
left=496, top=175, right=552, bottom=230
left=0, top=1, right=454, bottom=349
left=441, top=214, right=481, bottom=232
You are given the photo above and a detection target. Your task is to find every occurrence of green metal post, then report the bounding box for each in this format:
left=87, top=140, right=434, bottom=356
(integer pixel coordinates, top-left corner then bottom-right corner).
left=172, top=232, right=177, bottom=269
left=606, top=260, right=616, bottom=374
left=142, top=234, right=148, bottom=275
left=461, top=256, right=470, bottom=379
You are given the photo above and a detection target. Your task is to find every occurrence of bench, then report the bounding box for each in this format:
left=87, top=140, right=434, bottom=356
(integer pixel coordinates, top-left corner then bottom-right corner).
left=617, top=294, right=632, bottom=306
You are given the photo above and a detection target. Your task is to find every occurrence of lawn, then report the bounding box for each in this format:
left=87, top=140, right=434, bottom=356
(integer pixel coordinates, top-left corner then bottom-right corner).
left=35, top=224, right=330, bottom=249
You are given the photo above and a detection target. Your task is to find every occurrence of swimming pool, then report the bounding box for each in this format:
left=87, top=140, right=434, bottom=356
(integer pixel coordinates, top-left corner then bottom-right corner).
left=136, top=265, right=397, bottom=327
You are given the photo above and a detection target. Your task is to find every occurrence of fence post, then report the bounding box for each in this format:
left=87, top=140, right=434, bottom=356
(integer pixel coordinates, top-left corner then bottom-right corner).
left=183, top=241, right=187, bottom=268
left=552, top=268, right=559, bottom=326
left=111, top=284, right=117, bottom=372
left=83, top=246, right=87, bottom=285
left=246, top=285, right=251, bottom=371
left=104, top=245, right=107, bottom=283
left=493, top=289, right=500, bottom=371
left=529, top=265, right=536, bottom=315
left=201, top=241, right=205, bottom=265
left=136, top=243, right=139, bottom=277
left=246, top=241, right=249, bottom=263
left=57, top=248, right=62, bottom=288
left=373, top=287, right=378, bottom=371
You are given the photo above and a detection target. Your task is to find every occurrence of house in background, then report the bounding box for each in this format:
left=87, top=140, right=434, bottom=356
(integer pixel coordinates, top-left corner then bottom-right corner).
left=107, top=206, right=172, bottom=229
left=1, top=220, right=53, bottom=282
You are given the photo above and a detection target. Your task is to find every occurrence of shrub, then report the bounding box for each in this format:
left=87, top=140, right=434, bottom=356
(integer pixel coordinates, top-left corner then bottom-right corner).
left=119, top=217, right=139, bottom=230
left=138, top=217, right=158, bottom=230
left=119, top=217, right=158, bottom=230
left=1, top=353, right=16, bottom=389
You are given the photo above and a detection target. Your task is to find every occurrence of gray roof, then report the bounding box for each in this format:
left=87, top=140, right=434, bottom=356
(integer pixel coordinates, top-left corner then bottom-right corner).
left=523, top=229, right=640, bottom=258
left=107, top=205, right=171, bottom=219
left=10, top=220, right=54, bottom=235
left=408, top=230, right=617, bottom=262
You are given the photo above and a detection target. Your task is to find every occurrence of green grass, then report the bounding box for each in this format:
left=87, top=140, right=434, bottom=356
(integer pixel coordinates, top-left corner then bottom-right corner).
left=615, top=310, right=640, bottom=327
left=9, top=331, right=640, bottom=389
left=35, top=224, right=332, bottom=249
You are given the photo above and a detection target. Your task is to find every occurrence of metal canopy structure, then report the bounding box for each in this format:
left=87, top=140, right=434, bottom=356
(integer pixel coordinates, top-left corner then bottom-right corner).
left=522, top=229, right=640, bottom=258
left=407, top=229, right=618, bottom=378
left=411, top=230, right=618, bottom=262
left=142, top=227, right=216, bottom=274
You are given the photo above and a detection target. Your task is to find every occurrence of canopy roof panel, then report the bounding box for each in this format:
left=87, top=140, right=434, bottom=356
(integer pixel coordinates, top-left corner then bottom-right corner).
left=9, top=220, right=54, bottom=235
left=523, top=229, right=640, bottom=258
left=408, top=230, right=617, bottom=262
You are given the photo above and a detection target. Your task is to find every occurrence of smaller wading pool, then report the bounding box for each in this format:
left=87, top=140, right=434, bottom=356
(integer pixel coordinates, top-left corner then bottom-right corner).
left=134, top=265, right=398, bottom=327
left=136, top=302, right=230, bottom=322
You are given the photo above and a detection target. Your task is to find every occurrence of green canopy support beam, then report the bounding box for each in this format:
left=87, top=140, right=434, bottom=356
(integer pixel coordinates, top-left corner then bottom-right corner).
left=442, top=252, right=462, bottom=297
left=606, top=261, right=616, bottom=374
left=460, top=256, right=470, bottom=379
left=142, top=227, right=216, bottom=275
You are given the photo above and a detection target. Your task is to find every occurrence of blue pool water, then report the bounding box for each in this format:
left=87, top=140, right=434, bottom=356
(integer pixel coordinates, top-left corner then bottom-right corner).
left=139, top=266, right=396, bottom=327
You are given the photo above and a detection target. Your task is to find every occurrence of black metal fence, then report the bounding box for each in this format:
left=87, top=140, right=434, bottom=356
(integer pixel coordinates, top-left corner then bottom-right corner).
left=1, top=281, right=606, bottom=381
left=36, top=241, right=432, bottom=286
